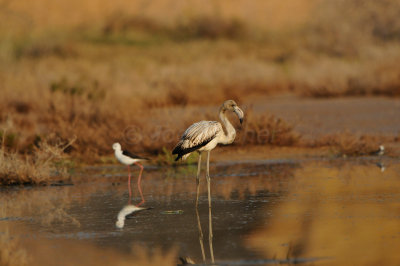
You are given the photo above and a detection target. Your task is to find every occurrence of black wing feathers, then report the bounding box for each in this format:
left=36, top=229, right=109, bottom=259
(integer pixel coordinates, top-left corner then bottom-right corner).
left=122, top=150, right=148, bottom=160
left=172, top=137, right=214, bottom=161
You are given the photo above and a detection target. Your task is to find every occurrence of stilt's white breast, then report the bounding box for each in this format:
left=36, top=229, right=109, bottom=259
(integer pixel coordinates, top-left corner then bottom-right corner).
left=115, top=150, right=139, bottom=165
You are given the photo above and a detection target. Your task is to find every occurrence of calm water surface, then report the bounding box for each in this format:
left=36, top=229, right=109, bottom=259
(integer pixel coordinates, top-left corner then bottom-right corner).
left=1, top=157, right=399, bottom=265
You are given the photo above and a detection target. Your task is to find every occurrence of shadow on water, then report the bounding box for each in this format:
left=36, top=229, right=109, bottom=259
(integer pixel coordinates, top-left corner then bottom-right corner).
left=1, top=158, right=400, bottom=265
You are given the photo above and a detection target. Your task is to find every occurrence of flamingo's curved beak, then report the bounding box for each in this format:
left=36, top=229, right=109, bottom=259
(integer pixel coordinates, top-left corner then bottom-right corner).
left=234, top=106, right=244, bottom=124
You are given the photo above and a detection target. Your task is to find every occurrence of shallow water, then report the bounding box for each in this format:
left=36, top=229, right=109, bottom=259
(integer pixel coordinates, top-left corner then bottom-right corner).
left=1, top=157, right=400, bottom=265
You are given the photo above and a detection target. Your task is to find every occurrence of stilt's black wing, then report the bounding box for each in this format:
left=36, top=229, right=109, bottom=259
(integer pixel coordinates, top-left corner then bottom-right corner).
left=122, top=150, right=148, bottom=160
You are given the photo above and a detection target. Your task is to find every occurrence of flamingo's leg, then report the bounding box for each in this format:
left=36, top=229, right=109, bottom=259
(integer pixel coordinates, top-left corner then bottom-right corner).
left=196, top=152, right=202, bottom=208
left=206, top=151, right=214, bottom=263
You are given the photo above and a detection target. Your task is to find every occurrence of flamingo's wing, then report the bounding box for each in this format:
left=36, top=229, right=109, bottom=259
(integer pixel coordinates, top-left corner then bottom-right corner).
left=172, top=121, right=222, bottom=161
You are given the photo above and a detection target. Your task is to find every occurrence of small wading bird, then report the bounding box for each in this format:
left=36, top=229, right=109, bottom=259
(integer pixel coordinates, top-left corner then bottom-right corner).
left=371, top=145, right=385, bottom=156
left=172, top=99, right=244, bottom=205
left=112, top=142, right=148, bottom=198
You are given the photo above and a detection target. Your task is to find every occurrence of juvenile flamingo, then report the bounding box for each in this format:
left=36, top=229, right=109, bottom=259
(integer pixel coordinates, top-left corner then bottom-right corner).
left=172, top=100, right=244, bottom=263
left=173, top=100, right=244, bottom=201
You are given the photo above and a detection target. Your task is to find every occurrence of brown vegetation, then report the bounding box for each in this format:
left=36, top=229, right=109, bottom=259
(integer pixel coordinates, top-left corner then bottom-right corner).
left=238, top=108, right=300, bottom=146
left=0, top=129, right=74, bottom=185
left=305, top=133, right=396, bottom=157
left=0, top=0, right=399, bottom=184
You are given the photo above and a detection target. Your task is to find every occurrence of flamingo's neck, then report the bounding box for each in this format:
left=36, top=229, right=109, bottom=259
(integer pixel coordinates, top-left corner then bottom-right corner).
left=219, top=108, right=236, bottom=144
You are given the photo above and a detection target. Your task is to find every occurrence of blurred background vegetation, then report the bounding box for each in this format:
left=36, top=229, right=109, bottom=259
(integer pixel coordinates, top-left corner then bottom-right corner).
left=0, top=0, right=399, bottom=182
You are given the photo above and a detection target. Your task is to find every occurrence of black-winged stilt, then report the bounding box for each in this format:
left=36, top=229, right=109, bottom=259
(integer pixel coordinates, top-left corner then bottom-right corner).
left=112, top=142, right=148, bottom=198
left=371, top=145, right=385, bottom=156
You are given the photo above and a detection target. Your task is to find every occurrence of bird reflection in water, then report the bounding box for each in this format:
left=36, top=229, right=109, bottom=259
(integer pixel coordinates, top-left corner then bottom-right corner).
left=116, top=204, right=150, bottom=229
left=195, top=200, right=215, bottom=264
left=115, top=164, right=149, bottom=229
left=376, top=162, right=385, bottom=172
left=180, top=197, right=216, bottom=265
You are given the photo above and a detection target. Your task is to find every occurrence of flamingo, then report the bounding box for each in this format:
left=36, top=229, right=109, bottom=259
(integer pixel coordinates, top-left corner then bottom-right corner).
left=172, top=100, right=244, bottom=263
left=172, top=99, right=244, bottom=202
left=112, top=142, right=147, bottom=199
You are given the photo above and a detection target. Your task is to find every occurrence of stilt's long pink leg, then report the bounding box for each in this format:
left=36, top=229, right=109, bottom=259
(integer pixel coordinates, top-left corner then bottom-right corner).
left=135, top=162, right=145, bottom=206
left=127, top=165, right=132, bottom=200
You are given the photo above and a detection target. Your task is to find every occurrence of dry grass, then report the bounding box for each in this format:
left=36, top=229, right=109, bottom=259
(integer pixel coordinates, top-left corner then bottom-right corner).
left=308, top=133, right=389, bottom=156
left=0, top=75, right=300, bottom=163
left=291, top=0, right=400, bottom=97
left=238, top=108, right=300, bottom=146
left=0, top=129, right=74, bottom=185
left=294, top=56, right=400, bottom=98
left=0, top=0, right=399, bottom=172
left=102, top=14, right=248, bottom=41
left=305, top=0, right=400, bottom=57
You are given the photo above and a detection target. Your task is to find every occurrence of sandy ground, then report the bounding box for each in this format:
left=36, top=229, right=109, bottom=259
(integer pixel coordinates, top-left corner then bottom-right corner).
left=249, top=95, right=400, bottom=138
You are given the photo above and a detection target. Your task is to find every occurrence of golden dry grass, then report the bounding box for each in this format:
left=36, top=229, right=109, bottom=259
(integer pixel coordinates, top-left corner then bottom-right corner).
left=0, top=126, right=74, bottom=185
left=238, top=108, right=300, bottom=146
left=306, top=133, right=395, bottom=157
left=1, top=0, right=399, bottom=184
